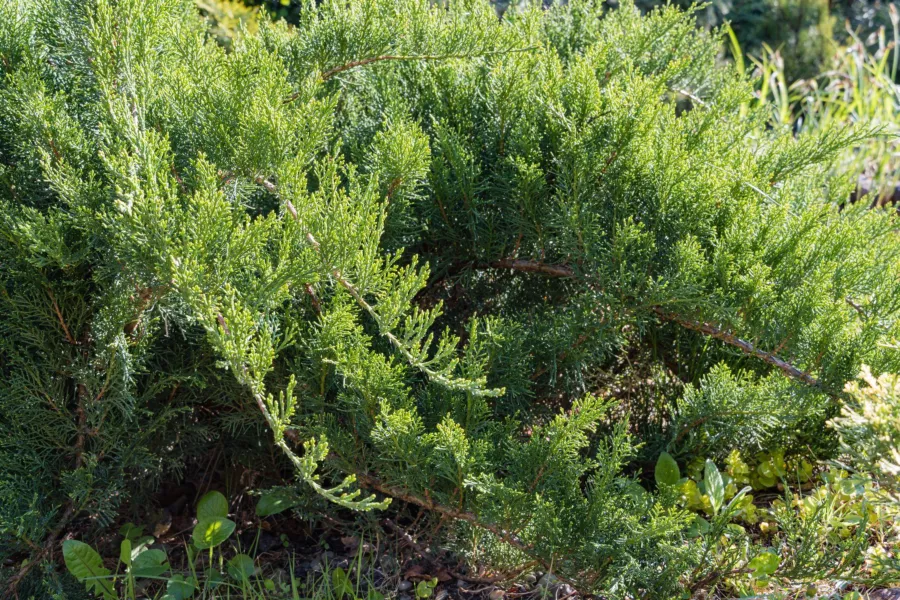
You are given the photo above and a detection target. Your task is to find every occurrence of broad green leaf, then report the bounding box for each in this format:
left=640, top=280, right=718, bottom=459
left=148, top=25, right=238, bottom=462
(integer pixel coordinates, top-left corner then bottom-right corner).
left=62, top=540, right=116, bottom=600
left=704, top=459, right=724, bottom=514
left=192, top=516, right=236, bottom=549
left=226, top=553, right=256, bottom=581
left=686, top=515, right=710, bottom=537
left=119, top=538, right=132, bottom=568
left=655, top=452, right=680, bottom=487
left=839, top=478, right=866, bottom=497
left=132, top=548, right=169, bottom=578
left=166, top=574, right=197, bottom=600
left=749, top=551, right=781, bottom=577
left=772, top=456, right=786, bottom=477
left=332, top=566, right=353, bottom=596
left=197, top=490, right=229, bottom=521
left=416, top=580, right=434, bottom=598
left=256, top=489, right=302, bottom=517
left=758, top=473, right=776, bottom=488
left=119, top=523, right=144, bottom=540
left=623, top=481, right=648, bottom=504
left=204, top=568, right=226, bottom=589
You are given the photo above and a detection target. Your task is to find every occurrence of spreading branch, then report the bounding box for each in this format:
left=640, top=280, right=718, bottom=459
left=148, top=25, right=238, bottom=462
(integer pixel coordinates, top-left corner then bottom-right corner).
left=356, top=473, right=581, bottom=592
left=484, top=259, right=829, bottom=393
left=283, top=47, right=538, bottom=103
left=46, top=288, right=76, bottom=345
left=321, top=47, right=538, bottom=81
left=5, top=494, right=78, bottom=597
left=384, top=518, right=536, bottom=585
left=10, top=292, right=93, bottom=596
left=283, top=54, right=471, bottom=103
left=653, top=308, right=825, bottom=391
left=490, top=259, right=575, bottom=278
left=299, top=225, right=498, bottom=396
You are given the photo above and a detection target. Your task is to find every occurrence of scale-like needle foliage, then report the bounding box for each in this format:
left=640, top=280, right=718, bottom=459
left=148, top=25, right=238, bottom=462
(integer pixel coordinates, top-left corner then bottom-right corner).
left=1, top=0, right=898, bottom=596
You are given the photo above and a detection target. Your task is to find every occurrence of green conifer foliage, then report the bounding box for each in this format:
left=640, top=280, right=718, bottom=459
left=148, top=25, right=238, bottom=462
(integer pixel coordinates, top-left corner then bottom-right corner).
left=1, top=0, right=898, bottom=595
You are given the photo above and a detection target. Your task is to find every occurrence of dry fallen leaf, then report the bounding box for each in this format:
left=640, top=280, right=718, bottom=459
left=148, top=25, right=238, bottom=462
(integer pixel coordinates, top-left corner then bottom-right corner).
left=403, top=564, right=428, bottom=580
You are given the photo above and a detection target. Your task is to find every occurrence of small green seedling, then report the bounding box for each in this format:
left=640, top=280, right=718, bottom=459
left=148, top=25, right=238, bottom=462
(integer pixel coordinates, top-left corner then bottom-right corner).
left=415, top=577, right=438, bottom=599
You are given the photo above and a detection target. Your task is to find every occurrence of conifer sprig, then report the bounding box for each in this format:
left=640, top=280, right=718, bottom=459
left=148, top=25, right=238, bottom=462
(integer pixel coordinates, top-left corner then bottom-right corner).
left=2, top=0, right=899, bottom=596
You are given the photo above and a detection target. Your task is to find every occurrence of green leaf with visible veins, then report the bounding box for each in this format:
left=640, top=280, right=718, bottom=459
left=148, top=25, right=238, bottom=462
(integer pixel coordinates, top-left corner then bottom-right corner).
left=704, top=459, right=724, bottom=514
left=62, top=540, right=116, bottom=600
left=196, top=490, right=229, bottom=521
left=132, top=548, right=169, bottom=578
left=256, top=489, right=302, bottom=517
left=655, top=452, right=680, bottom=487
left=192, top=517, right=236, bottom=549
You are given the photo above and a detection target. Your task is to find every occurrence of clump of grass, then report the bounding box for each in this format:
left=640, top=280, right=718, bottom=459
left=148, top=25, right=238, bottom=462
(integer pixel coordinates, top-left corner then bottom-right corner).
left=730, top=14, right=900, bottom=204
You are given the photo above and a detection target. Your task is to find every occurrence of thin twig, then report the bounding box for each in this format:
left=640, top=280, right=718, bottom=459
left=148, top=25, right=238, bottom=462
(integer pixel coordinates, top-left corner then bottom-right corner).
left=356, top=474, right=581, bottom=593
left=384, top=517, right=431, bottom=558
left=652, top=308, right=825, bottom=391
left=688, top=567, right=751, bottom=593
left=530, top=329, right=596, bottom=381
left=304, top=283, right=322, bottom=314
left=846, top=296, right=866, bottom=318
left=74, top=383, right=88, bottom=469
left=477, top=259, right=828, bottom=394
left=459, top=584, right=496, bottom=595
left=125, top=285, right=165, bottom=337
left=490, top=259, right=574, bottom=278
left=451, top=561, right=539, bottom=585
left=283, top=47, right=538, bottom=103
left=669, top=87, right=707, bottom=107
left=10, top=293, right=91, bottom=595
left=385, top=518, right=532, bottom=585
left=359, top=474, right=529, bottom=549
left=5, top=504, right=77, bottom=597
left=255, top=176, right=278, bottom=194
left=386, top=516, right=457, bottom=581
left=671, top=410, right=770, bottom=446
left=47, top=288, right=76, bottom=345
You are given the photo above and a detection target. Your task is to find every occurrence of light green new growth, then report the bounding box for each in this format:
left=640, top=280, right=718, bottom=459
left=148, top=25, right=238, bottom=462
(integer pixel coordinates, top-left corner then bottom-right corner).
left=1, top=0, right=899, bottom=596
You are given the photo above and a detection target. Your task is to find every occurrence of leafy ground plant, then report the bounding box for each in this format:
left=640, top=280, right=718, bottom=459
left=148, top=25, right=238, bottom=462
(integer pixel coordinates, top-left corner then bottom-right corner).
left=62, top=491, right=347, bottom=600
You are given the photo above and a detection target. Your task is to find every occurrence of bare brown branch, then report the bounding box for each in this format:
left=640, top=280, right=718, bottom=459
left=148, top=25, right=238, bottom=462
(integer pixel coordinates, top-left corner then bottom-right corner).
left=5, top=503, right=77, bottom=597
left=481, top=259, right=828, bottom=393
left=47, top=288, right=76, bottom=345
left=284, top=54, right=474, bottom=103
left=282, top=47, right=539, bottom=103
left=255, top=176, right=278, bottom=194
left=304, top=283, right=322, bottom=314
left=356, top=473, right=581, bottom=593
left=490, top=259, right=575, bottom=278
left=653, top=308, right=824, bottom=390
